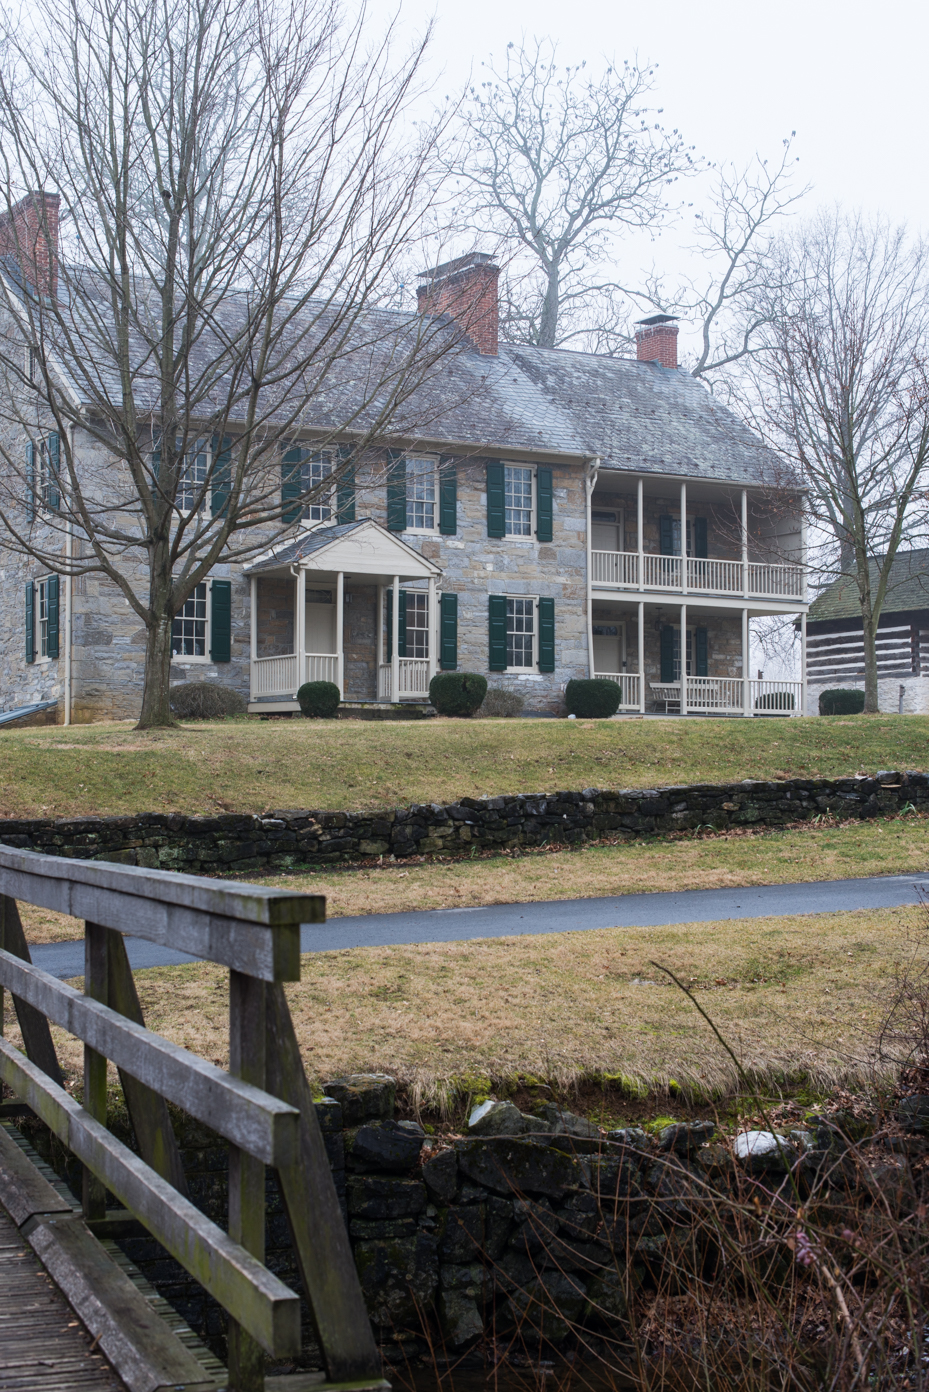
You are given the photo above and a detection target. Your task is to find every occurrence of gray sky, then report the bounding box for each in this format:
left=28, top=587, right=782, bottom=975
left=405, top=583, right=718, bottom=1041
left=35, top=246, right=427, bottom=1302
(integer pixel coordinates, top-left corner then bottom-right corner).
left=400, top=0, right=927, bottom=232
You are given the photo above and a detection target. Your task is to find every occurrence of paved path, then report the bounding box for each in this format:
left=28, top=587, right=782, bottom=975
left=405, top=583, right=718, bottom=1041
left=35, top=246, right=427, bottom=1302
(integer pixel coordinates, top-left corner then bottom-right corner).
left=29, top=872, right=929, bottom=979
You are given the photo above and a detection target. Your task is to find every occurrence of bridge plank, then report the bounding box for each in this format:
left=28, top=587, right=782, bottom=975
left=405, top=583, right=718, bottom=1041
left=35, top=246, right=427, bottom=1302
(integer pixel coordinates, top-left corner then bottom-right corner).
left=0, top=948, right=299, bottom=1166
left=0, top=1123, right=74, bottom=1226
left=0, top=1037, right=301, bottom=1359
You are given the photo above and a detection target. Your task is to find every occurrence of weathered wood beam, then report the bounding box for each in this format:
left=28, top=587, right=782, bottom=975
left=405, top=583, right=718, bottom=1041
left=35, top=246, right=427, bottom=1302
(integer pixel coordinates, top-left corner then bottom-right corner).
left=0, top=948, right=299, bottom=1167
left=0, top=1036, right=301, bottom=1358
left=83, top=923, right=108, bottom=1221
left=0, top=893, right=64, bottom=1085
left=228, top=971, right=268, bottom=1392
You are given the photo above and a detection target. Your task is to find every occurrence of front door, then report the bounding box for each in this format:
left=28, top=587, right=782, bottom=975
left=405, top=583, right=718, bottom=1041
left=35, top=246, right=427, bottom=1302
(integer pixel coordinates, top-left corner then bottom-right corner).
left=305, top=599, right=336, bottom=653
left=592, top=510, right=622, bottom=552
left=593, top=622, right=625, bottom=674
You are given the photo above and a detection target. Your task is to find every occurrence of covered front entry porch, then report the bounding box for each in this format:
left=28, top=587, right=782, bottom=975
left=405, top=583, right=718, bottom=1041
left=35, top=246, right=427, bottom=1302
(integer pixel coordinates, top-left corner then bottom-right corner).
left=590, top=598, right=805, bottom=716
left=245, top=520, right=442, bottom=710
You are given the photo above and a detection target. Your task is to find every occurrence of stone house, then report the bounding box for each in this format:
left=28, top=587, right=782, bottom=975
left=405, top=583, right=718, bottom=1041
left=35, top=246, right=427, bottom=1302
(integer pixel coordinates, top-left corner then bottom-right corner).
left=0, top=207, right=810, bottom=721
left=805, top=549, right=929, bottom=714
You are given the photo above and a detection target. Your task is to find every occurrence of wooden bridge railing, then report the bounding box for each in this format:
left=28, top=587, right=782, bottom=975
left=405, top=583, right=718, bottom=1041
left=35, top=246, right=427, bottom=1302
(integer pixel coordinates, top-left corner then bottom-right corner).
left=0, top=844, right=386, bottom=1392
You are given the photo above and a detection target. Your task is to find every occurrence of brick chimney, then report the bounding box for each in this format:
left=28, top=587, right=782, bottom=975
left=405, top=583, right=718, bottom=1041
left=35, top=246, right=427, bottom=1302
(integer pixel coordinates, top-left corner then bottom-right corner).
left=417, top=253, right=500, bottom=356
left=635, top=314, right=679, bottom=369
left=0, top=191, right=60, bottom=300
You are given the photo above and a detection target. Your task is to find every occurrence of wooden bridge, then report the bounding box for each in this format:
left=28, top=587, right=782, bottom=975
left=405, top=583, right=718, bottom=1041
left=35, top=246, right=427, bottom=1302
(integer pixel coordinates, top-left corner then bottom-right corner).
left=0, top=845, right=390, bottom=1392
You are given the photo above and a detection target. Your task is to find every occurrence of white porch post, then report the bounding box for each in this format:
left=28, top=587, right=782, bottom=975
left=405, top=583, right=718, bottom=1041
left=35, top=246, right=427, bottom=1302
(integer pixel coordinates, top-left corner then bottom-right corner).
left=742, top=606, right=751, bottom=716
left=335, top=570, right=344, bottom=696
left=636, top=476, right=644, bottom=589
left=800, top=609, right=808, bottom=717
left=427, top=575, right=437, bottom=685
left=295, top=567, right=306, bottom=697
left=679, top=602, right=687, bottom=715
left=637, top=600, right=645, bottom=713
left=741, top=488, right=749, bottom=598
left=680, top=480, right=687, bottom=595
left=249, top=576, right=257, bottom=700
left=391, top=574, right=400, bottom=703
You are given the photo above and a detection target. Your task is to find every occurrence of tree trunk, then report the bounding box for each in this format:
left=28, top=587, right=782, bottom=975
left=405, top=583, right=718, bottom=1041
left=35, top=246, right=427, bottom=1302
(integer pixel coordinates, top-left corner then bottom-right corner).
left=536, top=265, right=560, bottom=349
left=860, top=603, right=880, bottom=714
left=136, top=613, right=176, bottom=728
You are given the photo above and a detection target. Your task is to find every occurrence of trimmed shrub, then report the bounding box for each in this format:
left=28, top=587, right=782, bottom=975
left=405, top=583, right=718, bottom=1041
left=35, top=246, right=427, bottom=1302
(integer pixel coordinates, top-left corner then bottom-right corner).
left=169, top=682, right=245, bottom=720
left=819, top=688, right=865, bottom=716
left=297, top=681, right=341, bottom=719
left=564, top=678, right=621, bottom=719
left=429, top=672, right=488, bottom=717
left=477, top=688, right=525, bottom=719
left=755, top=691, right=796, bottom=711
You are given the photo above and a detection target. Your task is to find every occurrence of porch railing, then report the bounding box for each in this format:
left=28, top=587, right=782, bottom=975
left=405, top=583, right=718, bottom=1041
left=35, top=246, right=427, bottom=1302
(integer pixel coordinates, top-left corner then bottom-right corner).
left=378, top=659, right=431, bottom=701
left=685, top=676, right=745, bottom=712
left=304, top=653, right=339, bottom=685
left=749, top=678, right=802, bottom=713
left=591, top=551, right=805, bottom=600
left=251, top=653, right=340, bottom=700
left=592, top=672, right=641, bottom=708
left=646, top=677, right=803, bottom=715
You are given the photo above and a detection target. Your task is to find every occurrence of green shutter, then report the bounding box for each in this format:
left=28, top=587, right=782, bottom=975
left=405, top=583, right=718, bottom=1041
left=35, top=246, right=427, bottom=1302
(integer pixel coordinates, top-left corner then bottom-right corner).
left=439, top=458, right=457, bottom=535
left=659, top=515, right=675, bottom=556
left=211, top=435, right=231, bottom=518
left=25, top=440, right=34, bottom=523
left=385, top=589, right=391, bottom=661
left=46, top=575, right=59, bottom=659
left=488, top=594, right=507, bottom=670
left=385, top=589, right=407, bottom=659
left=336, top=451, right=355, bottom=523
left=660, top=626, right=675, bottom=682
left=281, top=446, right=302, bottom=525
left=439, top=592, right=458, bottom=669
left=210, top=580, right=232, bottom=662
left=398, top=590, right=407, bottom=658
left=486, top=461, right=505, bottom=538
left=25, top=581, right=34, bottom=664
left=693, top=517, right=708, bottom=559
left=386, top=451, right=406, bottom=532
left=537, top=596, right=555, bottom=672
left=535, top=467, right=553, bottom=543
left=695, top=626, right=708, bottom=677
left=46, top=433, right=60, bottom=511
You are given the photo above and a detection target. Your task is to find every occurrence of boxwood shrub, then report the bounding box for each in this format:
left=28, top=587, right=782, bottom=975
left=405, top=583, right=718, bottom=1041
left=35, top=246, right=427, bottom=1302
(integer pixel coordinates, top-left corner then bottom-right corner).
left=819, top=688, right=865, bottom=716
left=429, top=672, right=488, bottom=717
left=169, top=681, right=245, bottom=720
left=564, top=678, right=621, bottom=718
left=297, top=681, right=341, bottom=718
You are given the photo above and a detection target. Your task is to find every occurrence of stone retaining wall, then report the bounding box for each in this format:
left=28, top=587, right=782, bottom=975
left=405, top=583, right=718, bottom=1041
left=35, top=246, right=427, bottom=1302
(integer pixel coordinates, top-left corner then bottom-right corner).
left=1, top=770, right=924, bottom=874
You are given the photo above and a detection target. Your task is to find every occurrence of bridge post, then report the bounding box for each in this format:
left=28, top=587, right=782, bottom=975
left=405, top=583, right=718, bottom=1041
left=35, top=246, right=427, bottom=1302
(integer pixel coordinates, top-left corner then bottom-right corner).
left=227, top=970, right=268, bottom=1391
left=82, top=922, right=108, bottom=1221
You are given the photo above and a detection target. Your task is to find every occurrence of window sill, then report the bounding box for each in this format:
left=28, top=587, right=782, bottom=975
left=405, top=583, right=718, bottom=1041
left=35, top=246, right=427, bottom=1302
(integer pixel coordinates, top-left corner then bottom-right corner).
left=171, top=655, right=211, bottom=665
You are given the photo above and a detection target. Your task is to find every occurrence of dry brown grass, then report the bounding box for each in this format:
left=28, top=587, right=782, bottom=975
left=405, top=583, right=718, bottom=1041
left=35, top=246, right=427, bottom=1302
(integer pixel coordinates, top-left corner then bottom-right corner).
left=9, top=907, right=912, bottom=1112
left=19, top=815, right=929, bottom=943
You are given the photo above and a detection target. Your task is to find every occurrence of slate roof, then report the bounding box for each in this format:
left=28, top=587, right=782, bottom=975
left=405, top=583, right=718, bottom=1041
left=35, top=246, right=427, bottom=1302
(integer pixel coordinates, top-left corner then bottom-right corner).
left=248, top=520, right=367, bottom=572
left=4, top=262, right=784, bottom=487
left=808, top=549, right=929, bottom=622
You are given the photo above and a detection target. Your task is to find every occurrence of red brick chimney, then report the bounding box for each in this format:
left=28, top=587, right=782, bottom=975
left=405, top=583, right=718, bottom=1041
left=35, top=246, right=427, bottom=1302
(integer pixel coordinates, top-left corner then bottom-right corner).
left=0, top=191, right=60, bottom=300
left=635, top=314, right=679, bottom=369
left=417, top=253, right=500, bottom=356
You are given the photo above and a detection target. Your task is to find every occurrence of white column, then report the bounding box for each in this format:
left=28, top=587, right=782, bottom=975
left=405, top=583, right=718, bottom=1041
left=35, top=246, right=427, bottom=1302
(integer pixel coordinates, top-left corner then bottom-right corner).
left=636, top=477, right=644, bottom=589
left=800, top=609, right=808, bottom=717
left=679, top=602, right=687, bottom=715
left=742, top=606, right=751, bottom=716
left=295, top=567, right=306, bottom=696
left=249, top=576, right=257, bottom=700
left=680, top=480, right=687, bottom=595
left=335, top=570, right=344, bottom=696
left=427, top=574, right=437, bottom=685
left=800, top=507, right=808, bottom=601
left=637, top=600, right=645, bottom=713
left=741, top=489, right=749, bottom=598
left=391, top=574, right=400, bottom=703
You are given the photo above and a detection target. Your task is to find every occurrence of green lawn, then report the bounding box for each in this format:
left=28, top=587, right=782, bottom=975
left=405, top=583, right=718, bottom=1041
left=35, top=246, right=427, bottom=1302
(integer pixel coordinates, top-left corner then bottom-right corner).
left=1, top=712, right=925, bottom=819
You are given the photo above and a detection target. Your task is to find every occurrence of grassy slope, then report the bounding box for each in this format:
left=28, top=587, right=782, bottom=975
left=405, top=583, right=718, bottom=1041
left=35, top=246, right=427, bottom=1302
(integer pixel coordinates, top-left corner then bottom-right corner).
left=3, top=713, right=927, bottom=819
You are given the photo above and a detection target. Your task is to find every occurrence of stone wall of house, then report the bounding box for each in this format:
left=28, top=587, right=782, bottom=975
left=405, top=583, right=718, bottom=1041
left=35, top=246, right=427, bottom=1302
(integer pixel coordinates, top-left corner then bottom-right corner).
left=0, top=771, right=921, bottom=873
left=255, top=577, right=294, bottom=658
left=343, top=583, right=378, bottom=700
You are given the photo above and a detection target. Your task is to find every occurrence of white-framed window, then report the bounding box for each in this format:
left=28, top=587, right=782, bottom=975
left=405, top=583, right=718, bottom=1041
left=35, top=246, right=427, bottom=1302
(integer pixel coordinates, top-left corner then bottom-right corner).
left=506, top=596, right=535, bottom=669
left=406, top=455, right=437, bottom=531
left=405, top=591, right=429, bottom=659
left=302, top=450, right=335, bottom=522
left=37, top=578, right=50, bottom=659
left=178, top=440, right=209, bottom=513
left=670, top=626, right=696, bottom=679
left=171, top=581, right=209, bottom=660
left=504, top=465, right=533, bottom=536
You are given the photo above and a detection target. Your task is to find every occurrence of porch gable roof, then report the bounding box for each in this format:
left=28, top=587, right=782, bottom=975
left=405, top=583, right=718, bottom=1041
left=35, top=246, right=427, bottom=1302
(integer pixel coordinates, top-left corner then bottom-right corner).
left=244, top=517, right=441, bottom=580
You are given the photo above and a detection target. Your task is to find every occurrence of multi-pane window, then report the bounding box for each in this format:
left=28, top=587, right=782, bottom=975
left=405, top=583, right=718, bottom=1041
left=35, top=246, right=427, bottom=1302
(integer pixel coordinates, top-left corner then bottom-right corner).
left=171, top=582, right=208, bottom=658
left=506, top=597, right=534, bottom=668
left=504, top=466, right=532, bottom=536
left=670, top=627, right=694, bottom=680
left=406, top=457, right=436, bottom=531
left=405, top=592, right=429, bottom=660
left=178, top=441, right=209, bottom=512
left=303, top=451, right=334, bottom=521
left=37, top=579, right=49, bottom=658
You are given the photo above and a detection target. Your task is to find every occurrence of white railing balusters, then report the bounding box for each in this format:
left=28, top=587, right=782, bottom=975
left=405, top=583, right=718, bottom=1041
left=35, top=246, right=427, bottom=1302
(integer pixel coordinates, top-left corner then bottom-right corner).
left=592, top=672, right=640, bottom=708
left=378, top=658, right=430, bottom=701
left=590, top=552, right=805, bottom=600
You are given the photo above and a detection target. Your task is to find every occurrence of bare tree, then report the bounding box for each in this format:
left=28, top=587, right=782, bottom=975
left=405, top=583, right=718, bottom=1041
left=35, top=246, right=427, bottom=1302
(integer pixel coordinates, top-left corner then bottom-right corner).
left=0, top=0, right=458, bottom=728
left=747, top=211, right=929, bottom=712
left=442, top=39, right=695, bottom=351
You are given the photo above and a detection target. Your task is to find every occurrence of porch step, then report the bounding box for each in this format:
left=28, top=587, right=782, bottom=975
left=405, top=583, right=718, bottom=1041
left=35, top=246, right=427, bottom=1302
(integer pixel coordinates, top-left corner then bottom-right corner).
left=338, top=702, right=435, bottom=721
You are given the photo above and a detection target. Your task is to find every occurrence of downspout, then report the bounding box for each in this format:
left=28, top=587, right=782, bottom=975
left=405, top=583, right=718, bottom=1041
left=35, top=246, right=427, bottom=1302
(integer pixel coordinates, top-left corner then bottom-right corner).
left=64, top=424, right=76, bottom=725
left=585, top=456, right=601, bottom=679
